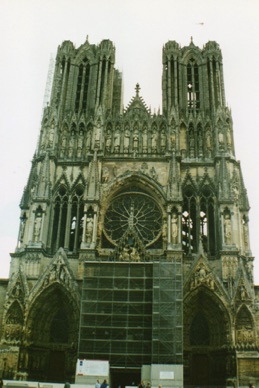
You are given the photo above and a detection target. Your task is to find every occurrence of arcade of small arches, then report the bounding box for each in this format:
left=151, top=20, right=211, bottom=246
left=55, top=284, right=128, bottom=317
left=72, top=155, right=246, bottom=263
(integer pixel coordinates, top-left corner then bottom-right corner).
left=39, top=115, right=233, bottom=161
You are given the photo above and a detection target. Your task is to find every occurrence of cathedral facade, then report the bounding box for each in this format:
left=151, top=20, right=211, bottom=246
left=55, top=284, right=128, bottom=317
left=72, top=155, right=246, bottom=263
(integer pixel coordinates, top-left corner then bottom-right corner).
left=0, top=37, right=259, bottom=387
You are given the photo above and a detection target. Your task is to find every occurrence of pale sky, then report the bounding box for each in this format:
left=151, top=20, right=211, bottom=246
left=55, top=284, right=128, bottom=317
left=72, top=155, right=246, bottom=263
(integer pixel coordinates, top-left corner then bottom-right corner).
left=1, top=0, right=259, bottom=283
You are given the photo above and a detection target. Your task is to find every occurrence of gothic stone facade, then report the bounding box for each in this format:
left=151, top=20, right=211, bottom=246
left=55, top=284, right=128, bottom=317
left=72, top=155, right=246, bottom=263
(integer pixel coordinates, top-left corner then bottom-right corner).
left=1, top=38, right=259, bottom=386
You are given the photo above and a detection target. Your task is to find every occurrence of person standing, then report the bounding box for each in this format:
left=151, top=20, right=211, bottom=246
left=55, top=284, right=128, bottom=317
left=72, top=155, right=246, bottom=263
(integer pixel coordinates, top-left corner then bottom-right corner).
left=138, top=380, right=145, bottom=388
left=100, top=379, right=108, bottom=388
left=95, top=380, right=101, bottom=388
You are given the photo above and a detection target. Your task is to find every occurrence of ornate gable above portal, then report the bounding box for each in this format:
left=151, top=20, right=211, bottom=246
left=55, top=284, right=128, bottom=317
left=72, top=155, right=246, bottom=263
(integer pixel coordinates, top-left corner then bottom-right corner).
left=2, top=269, right=29, bottom=345
left=28, top=248, right=79, bottom=306
left=5, top=268, right=29, bottom=308
left=124, top=84, right=150, bottom=118
left=233, top=270, right=253, bottom=307
left=184, top=242, right=226, bottom=299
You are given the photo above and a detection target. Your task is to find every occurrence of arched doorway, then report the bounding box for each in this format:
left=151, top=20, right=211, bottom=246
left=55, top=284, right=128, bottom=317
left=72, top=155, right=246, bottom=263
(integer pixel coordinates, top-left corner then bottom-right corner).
left=184, top=287, right=233, bottom=387
left=22, top=283, right=79, bottom=382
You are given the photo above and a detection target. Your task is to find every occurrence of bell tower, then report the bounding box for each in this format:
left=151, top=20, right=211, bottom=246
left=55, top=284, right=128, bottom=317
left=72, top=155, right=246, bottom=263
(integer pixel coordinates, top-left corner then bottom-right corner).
left=1, top=38, right=258, bottom=387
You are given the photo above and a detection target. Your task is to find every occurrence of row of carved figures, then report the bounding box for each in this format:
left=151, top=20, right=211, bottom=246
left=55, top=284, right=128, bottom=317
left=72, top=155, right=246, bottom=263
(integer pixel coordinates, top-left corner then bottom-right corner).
left=39, top=121, right=233, bottom=157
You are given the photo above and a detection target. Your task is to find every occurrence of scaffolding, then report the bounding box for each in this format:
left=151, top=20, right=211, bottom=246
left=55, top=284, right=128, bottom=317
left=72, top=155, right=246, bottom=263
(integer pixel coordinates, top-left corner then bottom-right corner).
left=78, top=259, right=183, bottom=368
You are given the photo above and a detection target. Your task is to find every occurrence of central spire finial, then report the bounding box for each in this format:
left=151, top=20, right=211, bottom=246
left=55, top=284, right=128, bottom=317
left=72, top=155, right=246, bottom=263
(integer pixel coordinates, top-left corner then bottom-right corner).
left=135, top=83, right=140, bottom=96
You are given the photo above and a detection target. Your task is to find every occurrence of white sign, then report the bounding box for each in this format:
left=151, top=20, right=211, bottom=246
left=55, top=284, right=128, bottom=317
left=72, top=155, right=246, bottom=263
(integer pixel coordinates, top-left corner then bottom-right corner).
left=159, top=371, right=175, bottom=380
left=76, top=359, right=109, bottom=376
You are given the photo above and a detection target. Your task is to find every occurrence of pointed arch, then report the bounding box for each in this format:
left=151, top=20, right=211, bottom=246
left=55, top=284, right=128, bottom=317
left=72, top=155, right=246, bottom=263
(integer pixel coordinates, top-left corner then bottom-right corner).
left=51, top=184, right=69, bottom=252
left=182, top=171, right=218, bottom=256
left=75, top=56, right=91, bottom=113
left=2, top=300, right=24, bottom=344
left=24, top=281, right=80, bottom=381
left=68, top=184, right=84, bottom=252
left=184, top=286, right=231, bottom=348
left=184, top=286, right=231, bottom=386
left=235, top=304, right=255, bottom=347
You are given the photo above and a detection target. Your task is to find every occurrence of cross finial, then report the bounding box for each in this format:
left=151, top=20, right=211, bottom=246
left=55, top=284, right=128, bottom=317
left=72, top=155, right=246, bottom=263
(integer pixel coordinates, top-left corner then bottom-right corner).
left=135, top=83, right=140, bottom=96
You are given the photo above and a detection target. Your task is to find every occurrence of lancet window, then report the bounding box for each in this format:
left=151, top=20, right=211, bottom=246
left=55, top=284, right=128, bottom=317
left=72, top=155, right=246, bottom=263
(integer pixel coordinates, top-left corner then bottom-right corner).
left=75, top=58, right=90, bottom=113
left=182, top=185, right=216, bottom=256
left=51, top=186, right=84, bottom=253
left=187, top=59, right=200, bottom=111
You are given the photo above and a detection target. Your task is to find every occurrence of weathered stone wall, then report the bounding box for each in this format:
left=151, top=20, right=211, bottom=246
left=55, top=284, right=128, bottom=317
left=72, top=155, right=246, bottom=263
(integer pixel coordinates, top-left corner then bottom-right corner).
left=0, top=279, right=8, bottom=338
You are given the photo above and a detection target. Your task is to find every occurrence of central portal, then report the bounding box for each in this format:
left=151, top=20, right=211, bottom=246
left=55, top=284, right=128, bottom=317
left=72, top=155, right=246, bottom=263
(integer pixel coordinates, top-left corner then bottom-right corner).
left=110, top=368, right=141, bottom=388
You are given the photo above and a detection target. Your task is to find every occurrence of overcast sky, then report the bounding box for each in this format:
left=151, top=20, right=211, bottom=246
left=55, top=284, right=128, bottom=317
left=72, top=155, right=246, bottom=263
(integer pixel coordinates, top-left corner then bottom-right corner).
left=1, top=0, right=259, bottom=283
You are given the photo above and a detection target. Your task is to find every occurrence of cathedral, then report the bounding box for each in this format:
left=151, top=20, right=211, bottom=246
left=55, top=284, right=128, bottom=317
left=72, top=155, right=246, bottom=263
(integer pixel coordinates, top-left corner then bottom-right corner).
left=0, top=37, right=259, bottom=387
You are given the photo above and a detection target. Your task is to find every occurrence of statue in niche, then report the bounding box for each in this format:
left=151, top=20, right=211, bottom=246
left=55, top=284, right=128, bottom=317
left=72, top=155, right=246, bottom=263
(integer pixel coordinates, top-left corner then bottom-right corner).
left=142, top=127, right=148, bottom=153
left=240, top=285, right=246, bottom=300
left=85, top=214, right=94, bottom=243
left=151, top=129, right=157, bottom=152
left=171, top=131, right=176, bottom=150
left=124, top=127, right=130, bottom=153
left=246, top=260, right=253, bottom=281
left=160, top=129, right=166, bottom=152
left=133, top=127, right=139, bottom=151
left=243, top=217, right=249, bottom=248
left=206, top=128, right=212, bottom=157
left=224, top=213, right=232, bottom=245
left=77, top=131, right=83, bottom=158
left=34, top=217, right=42, bottom=242
left=227, top=126, right=232, bottom=150
left=189, top=130, right=195, bottom=157
left=86, top=126, right=92, bottom=151
left=105, top=129, right=112, bottom=152
left=218, top=129, right=224, bottom=149
left=232, top=184, right=239, bottom=201
left=102, top=166, right=109, bottom=183
left=130, top=246, right=140, bottom=262
left=149, top=166, right=157, bottom=180
left=198, top=130, right=203, bottom=157
left=68, top=131, right=75, bottom=158
left=12, top=282, right=22, bottom=298
left=94, top=119, right=102, bottom=148
left=19, top=215, right=26, bottom=242
left=48, top=122, right=55, bottom=148
left=119, top=246, right=130, bottom=261
left=114, top=126, right=120, bottom=152
left=40, top=129, right=46, bottom=152
left=60, top=132, right=67, bottom=157
left=171, top=212, right=178, bottom=244
left=140, top=162, right=148, bottom=174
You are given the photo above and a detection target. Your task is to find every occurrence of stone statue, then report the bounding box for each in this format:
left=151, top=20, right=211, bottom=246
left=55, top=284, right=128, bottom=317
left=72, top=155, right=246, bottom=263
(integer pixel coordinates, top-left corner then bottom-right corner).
left=160, top=129, right=166, bottom=152
left=94, top=119, right=102, bottom=148
left=142, top=127, right=148, bottom=153
left=218, top=130, right=224, bottom=149
left=34, top=217, right=42, bottom=242
left=102, top=166, right=109, bottom=183
left=151, top=129, right=157, bottom=152
left=86, top=215, right=94, bottom=243
left=133, top=128, right=139, bottom=151
left=77, top=132, right=83, bottom=158
left=206, top=129, right=212, bottom=157
left=198, top=130, right=203, bottom=157
left=60, top=133, right=67, bottom=157
left=171, top=213, right=178, bottom=244
left=68, top=132, right=75, bottom=158
left=124, top=128, right=130, bottom=153
left=189, top=130, right=195, bottom=157
left=86, top=126, right=92, bottom=151
left=171, top=131, right=176, bottom=149
left=114, top=127, right=120, bottom=152
left=48, top=123, right=55, bottom=148
left=224, top=213, right=232, bottom=245
left=105, top=129, right=112, bottom=152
